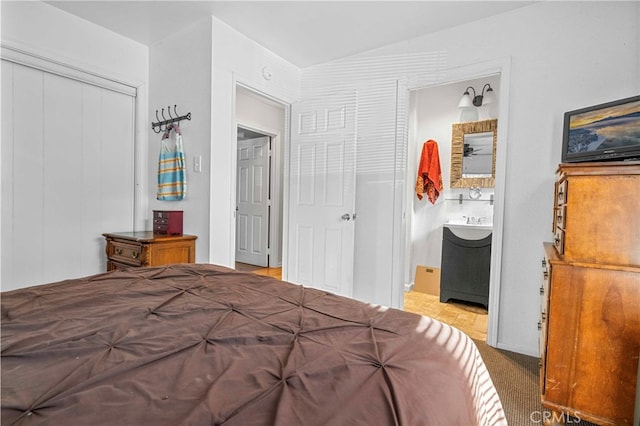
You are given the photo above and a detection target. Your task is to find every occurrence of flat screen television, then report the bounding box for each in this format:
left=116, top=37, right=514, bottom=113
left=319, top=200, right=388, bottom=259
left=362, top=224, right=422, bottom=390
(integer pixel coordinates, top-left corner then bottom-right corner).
left=561, top=95, right=640, bottom=163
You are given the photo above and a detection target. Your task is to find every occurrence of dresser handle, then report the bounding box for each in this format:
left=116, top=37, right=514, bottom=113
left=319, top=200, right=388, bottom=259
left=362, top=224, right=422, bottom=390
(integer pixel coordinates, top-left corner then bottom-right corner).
left=115, top=248, right=123, bottom=255
left=540, top=286, right=544, bottom=295
left=132, top=252, right=139, bottom=259
left=537, top=321, right=542, bottom=330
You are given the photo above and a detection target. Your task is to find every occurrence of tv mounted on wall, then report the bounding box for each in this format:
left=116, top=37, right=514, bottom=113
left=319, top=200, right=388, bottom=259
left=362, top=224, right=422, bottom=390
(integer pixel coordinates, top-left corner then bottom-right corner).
left=561, top=95, right=640, bottom=163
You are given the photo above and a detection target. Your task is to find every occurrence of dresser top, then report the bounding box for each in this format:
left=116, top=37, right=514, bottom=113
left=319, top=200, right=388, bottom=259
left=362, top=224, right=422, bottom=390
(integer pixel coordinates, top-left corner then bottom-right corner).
left=103, top=231, right=197, bottom=242
left=557, top=160, right=640, bottom=176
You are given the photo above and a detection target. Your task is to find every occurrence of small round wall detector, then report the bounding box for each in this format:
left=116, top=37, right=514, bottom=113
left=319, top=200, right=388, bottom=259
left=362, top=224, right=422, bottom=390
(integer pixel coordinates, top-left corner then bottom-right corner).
left=261, top=66, right=273, bottom=80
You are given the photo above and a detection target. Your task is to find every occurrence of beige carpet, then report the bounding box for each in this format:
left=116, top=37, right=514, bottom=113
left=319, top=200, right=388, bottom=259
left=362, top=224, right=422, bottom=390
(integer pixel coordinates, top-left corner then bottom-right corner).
left=473, top=340, right=596, bottom=426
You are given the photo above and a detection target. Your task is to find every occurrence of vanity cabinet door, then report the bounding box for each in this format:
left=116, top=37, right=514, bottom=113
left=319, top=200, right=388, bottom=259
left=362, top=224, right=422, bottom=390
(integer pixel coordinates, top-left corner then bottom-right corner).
left=439, top=227, right=491, bottom=308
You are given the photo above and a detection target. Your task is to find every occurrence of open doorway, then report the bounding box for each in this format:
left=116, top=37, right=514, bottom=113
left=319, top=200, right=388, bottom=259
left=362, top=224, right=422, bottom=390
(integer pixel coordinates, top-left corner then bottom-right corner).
left=397, top=59, right=510, bottom=348
left=234, top=85, right=286, bottom=274
left=403, top=77, right=498, bottom=341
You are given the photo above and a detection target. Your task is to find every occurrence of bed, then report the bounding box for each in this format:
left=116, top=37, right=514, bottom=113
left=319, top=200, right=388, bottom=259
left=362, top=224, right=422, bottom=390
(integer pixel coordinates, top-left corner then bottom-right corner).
left=2, top=263, right=506, bottom=425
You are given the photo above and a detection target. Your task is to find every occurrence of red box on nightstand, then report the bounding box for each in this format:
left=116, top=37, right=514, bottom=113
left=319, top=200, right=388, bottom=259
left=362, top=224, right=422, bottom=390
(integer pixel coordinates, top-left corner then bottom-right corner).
left=153, top=210, right=183, bottom=236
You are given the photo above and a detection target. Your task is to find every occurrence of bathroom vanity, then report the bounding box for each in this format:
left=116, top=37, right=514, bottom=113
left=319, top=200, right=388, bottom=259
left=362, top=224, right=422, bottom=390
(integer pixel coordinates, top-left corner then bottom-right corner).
left=440, top=221, right=492, bottom=308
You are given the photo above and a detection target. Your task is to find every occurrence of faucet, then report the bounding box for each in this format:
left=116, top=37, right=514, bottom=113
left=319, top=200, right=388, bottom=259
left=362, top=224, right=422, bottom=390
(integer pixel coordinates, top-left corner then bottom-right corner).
left=464, top=216, right=485, bottom=225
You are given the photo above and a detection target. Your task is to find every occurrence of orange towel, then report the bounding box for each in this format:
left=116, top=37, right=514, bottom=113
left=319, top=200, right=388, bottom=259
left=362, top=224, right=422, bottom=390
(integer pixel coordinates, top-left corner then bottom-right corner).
left=416, top=139, right=443, bottom=204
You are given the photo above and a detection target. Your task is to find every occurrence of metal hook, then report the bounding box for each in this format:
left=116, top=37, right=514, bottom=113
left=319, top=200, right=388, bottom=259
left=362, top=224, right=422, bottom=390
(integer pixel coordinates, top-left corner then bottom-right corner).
left=161, top=108, right=168, bottom=132
left=152, top=110, right=161, bottom=133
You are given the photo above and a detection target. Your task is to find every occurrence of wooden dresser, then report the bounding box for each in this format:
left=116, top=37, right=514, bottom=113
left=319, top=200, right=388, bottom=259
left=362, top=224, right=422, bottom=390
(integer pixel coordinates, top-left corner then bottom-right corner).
left=103, top=231, right=197, bottom=271
left=540, top=162, right=640, bottom=425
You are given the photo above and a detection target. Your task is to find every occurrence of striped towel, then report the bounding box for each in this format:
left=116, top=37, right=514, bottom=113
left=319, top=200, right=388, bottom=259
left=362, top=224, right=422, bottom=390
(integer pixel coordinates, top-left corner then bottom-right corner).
left=157, top=124, right=187, bottom=201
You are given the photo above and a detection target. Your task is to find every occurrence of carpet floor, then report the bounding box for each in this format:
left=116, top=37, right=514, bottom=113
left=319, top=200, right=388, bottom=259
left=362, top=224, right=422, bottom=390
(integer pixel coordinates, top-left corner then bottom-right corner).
left=473, top=340, right=596, bottom=426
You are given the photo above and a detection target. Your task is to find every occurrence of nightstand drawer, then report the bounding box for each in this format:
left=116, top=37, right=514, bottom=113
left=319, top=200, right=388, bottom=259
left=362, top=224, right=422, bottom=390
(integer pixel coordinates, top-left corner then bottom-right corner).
left=110, top=241, right=143, bottom=266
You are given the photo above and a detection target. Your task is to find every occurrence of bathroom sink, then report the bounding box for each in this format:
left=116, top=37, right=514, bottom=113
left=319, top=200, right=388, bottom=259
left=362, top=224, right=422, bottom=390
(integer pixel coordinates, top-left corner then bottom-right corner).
left=444, top=219, right=493, bottom=240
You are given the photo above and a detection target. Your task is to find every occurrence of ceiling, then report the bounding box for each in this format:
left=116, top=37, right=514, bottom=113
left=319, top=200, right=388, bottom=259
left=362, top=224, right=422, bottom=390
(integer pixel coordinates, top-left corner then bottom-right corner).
left=45, top=1, right=535, bottom=68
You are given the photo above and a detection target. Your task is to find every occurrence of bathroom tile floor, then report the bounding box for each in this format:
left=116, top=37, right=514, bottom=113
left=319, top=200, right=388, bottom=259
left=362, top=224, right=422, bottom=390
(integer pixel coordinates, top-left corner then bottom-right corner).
left=403, top=291, right=488, bottom=341
left=235, top=263, right=488, bottom=341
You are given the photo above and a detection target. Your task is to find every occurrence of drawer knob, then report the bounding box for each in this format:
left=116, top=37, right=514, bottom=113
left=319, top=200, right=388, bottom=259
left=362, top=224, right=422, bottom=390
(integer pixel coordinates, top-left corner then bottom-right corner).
left=537, top=321, right=542, bottom=330
left=115, top=248, right=123, bottom=255
left=539, top=286, right=544, bottom=295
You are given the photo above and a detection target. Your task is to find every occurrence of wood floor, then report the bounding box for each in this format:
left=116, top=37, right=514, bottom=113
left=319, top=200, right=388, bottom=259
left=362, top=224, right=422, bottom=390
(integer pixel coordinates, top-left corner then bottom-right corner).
left=235, top=263, right=488, bottom=341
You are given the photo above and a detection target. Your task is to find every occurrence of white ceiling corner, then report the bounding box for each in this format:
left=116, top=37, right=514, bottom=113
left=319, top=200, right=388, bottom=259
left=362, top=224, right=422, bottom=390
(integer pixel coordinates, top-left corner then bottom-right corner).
left=44, top=1, right=535, bottom=68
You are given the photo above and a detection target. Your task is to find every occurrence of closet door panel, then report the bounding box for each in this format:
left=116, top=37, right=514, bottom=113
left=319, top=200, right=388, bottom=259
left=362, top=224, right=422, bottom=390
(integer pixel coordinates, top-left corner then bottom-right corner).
left=43, top=72, right=83, bottom=282
left=100, top=88, right=135, bottom=230
left=80, top=86, right=135, bottom=274
left=80, top=84, right=106, bottom=274
left=11, top=64, right=46, bottom=285
left=1, top=61, right=16, bottom=284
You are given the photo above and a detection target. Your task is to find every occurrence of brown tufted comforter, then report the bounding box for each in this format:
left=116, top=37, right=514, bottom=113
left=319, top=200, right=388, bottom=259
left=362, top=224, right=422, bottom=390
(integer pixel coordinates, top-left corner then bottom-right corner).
left=1, top=264, right=506, bottom=425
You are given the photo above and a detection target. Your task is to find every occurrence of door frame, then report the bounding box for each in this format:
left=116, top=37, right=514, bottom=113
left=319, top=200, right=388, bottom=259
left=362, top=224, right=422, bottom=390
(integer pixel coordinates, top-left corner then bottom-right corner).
left=231, top=81, right=291, bottom=272
left=395, top=57, right=511, bottom=347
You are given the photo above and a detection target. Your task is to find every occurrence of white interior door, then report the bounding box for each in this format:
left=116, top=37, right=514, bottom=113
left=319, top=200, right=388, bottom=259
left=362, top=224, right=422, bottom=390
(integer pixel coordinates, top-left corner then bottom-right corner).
left=287, top=91, right=357, bottom=297
left=236, top=136, right=270, bottom=266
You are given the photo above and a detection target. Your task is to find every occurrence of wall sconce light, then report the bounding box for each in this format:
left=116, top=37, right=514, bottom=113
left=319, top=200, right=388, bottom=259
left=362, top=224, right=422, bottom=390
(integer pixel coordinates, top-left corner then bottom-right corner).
left=458, top=83, right=496, bottom=108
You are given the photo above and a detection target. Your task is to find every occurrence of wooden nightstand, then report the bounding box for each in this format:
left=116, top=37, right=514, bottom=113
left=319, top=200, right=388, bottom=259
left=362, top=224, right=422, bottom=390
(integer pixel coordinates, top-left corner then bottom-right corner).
left=103, top=231, right=197, bottom=271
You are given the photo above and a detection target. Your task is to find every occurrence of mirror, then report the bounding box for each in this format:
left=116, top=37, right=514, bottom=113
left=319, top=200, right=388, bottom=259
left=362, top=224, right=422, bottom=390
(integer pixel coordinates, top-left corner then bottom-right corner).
left=450, top=119, right=497, bottom=188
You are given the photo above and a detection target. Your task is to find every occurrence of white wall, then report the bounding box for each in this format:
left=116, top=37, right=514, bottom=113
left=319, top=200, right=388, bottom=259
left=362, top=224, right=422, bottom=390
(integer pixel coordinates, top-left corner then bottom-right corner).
left=209, top=18, right=300, bottom=268
left=147, top=18, right=213, bottom=262
left=302, top=1, right=639, bottom=355
left=149, top=17, right=300, bottom=266
left=0, top=2, right=147, bottom=83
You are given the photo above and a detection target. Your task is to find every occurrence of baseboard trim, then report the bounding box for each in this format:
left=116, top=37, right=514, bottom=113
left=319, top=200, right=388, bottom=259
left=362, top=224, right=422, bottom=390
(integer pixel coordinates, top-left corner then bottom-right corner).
left=494, top=341, right=539, bottom=358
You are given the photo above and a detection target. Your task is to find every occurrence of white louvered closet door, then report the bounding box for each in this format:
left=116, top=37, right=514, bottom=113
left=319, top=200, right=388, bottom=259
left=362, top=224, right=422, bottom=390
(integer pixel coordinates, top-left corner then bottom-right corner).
left=1, top=60, right=136, bottom=291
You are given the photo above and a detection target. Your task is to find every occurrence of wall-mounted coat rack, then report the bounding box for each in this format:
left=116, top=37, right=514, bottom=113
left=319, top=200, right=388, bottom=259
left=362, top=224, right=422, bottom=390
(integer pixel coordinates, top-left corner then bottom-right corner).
left=151, top=105, right=191, bottom=134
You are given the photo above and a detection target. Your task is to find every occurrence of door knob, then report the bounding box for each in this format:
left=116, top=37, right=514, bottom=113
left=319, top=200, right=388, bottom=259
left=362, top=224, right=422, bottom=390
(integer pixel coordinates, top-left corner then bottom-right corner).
left=341, top=213, right=351, bottom=221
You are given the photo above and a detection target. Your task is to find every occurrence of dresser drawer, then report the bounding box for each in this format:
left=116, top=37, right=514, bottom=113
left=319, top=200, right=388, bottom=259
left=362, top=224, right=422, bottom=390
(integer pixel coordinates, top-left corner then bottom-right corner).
left=555, top=205, right=566, bottom=230
left=556, top=179, right=567, bottom=205
left=110, top=241, right=143, bottom=266
left=553, top=228, right=565, bottom=255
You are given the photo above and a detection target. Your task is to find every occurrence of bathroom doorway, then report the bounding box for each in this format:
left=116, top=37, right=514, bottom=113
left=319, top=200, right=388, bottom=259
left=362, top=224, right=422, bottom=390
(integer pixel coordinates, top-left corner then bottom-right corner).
left=399, top=60, right=510, bottom=347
